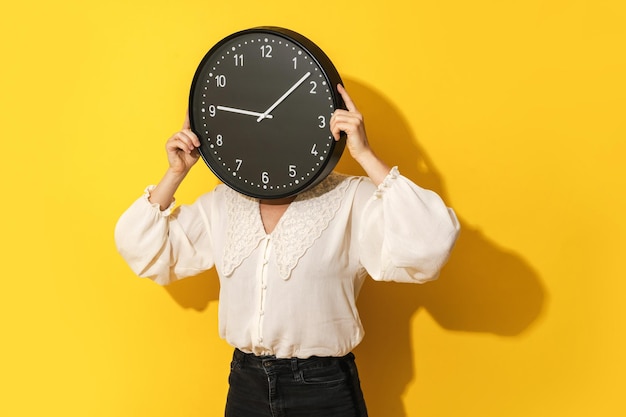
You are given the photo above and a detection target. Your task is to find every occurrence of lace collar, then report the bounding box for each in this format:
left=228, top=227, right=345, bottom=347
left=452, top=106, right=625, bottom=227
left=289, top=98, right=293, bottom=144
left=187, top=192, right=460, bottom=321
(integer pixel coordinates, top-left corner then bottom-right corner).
left=222, top=173, right=351, bottom=280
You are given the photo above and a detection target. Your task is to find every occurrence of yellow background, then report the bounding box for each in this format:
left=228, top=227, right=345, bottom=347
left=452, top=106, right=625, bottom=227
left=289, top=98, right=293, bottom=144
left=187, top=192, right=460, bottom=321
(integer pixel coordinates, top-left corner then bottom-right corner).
left=2, top=0, right=625, bottom=416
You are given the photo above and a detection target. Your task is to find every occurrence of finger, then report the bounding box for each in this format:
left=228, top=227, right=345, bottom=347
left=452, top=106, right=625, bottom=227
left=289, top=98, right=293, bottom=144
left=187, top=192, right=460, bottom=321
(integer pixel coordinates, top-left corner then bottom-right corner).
left=179, top=120, right=201, bottom=147
left=332, top=108, right=362, bottom=123
left=181, top=111, right=201, bottom=147
left=330, top=110, right=348, bottom=139
left=182, top=109, right=191, bottom=130
left=332, top=109, right=362, bottom=130
left=186, top=129, right=201, bottom=147
left=337, top=84, right=358, bottom=113
left=180, top=130, right=200, bottom=152
left=330, top=117, right=355, bottom=141
left=330, top=122, right=342, bottom=141
left=168, top=132, right=196, bottom=154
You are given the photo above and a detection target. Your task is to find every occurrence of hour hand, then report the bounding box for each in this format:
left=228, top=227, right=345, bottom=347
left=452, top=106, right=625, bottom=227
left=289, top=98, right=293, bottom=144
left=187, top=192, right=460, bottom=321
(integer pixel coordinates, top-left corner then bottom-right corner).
left=216, top=105, right=273, bottom=119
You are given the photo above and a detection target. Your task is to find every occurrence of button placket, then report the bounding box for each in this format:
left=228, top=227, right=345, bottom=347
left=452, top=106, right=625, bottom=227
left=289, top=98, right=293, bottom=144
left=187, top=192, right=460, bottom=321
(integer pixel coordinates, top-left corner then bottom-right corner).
left=257, top=236, right=272, bottom=346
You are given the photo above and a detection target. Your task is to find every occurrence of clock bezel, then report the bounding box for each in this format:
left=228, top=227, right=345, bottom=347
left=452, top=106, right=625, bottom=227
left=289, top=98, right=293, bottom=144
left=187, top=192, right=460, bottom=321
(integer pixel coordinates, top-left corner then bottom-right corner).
left=188, top=26, right=346, bottom=199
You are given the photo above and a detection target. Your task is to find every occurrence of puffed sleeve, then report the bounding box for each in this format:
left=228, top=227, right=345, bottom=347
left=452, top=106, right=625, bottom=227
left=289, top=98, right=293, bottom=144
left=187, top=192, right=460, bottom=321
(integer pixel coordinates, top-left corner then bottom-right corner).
left=358, top=167, right=460, bottom=283
left=114, top=186, right=215, bottom=285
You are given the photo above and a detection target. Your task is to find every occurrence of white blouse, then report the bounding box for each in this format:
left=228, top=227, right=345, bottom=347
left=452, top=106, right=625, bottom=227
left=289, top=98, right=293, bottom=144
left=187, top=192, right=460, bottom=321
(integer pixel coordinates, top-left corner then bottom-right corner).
left=114, top=167, right=460, bottom=358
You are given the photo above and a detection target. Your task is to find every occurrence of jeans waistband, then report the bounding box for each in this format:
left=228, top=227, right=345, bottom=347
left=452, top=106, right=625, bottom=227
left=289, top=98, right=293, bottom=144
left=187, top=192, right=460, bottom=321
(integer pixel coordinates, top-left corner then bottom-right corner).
left=232, top=348, right=355, bottom=372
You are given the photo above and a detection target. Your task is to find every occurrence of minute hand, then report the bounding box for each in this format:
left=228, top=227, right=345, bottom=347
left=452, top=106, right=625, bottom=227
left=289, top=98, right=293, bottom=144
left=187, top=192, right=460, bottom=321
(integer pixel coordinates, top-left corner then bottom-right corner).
left=257, top=72, right=312, bottom=122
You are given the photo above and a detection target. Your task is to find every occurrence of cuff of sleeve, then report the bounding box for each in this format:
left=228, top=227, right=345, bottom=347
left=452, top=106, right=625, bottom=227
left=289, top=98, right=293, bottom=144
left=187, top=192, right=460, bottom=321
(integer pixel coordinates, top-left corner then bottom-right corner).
left=373, top=166, right=400, bottom=199
left=143, top=185, right=176, bottom=217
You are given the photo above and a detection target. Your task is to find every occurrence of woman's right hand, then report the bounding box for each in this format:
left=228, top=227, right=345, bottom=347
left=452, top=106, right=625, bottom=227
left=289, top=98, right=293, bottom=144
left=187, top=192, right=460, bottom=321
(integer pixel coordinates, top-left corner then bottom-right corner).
left=148, top=113, right=201, bottom=210
left=166, top=112, right=201, bottom=175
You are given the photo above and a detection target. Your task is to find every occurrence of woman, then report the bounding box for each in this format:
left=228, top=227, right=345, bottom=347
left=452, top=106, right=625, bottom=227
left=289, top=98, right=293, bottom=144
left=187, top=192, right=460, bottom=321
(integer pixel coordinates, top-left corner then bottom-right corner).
left=115, top=84, right=460, bottom=416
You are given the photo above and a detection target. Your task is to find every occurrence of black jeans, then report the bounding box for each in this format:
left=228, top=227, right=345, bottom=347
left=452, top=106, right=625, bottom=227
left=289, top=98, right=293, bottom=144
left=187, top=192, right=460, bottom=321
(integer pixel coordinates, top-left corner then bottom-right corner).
left=225, top=349, right=369, bottom=417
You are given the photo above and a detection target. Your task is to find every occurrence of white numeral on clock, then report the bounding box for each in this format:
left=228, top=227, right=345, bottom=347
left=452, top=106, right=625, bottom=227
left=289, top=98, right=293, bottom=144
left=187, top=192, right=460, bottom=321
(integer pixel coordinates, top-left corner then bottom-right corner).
left=262, top=171, right=270, bottom=184
left=215, top=75, right=226, bottom=87
left=289, top=165, right=297, bottom=178
left=260, top=45, right=272, bottom=58
left=318, top=116, right=326, bottom=128
left=309, top=81, right=317, bottom=94
left=234, top=54, right=244, bottom=67
left=311, top=144, right=318, bottom=156
left=235, top=159, right=243, bottom=171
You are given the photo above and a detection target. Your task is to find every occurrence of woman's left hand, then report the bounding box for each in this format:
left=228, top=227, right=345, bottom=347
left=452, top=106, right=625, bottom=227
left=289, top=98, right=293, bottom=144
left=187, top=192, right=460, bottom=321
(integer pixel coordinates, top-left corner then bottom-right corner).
left=330, top=84, right=372, bottom=163
left=330, top=84, right=391, bottom=185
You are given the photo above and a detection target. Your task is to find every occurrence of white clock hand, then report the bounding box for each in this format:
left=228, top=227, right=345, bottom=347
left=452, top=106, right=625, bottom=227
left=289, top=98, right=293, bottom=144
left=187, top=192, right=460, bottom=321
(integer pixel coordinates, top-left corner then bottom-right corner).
left=216, top=105, right=273, bottom=119
left=257, top=72, right=312, bottom=122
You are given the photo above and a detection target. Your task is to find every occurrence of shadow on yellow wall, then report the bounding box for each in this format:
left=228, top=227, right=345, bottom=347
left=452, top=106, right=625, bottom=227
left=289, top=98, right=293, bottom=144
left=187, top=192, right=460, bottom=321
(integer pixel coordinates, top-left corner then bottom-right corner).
left=158, top=78, right=547, bottom=417
left=343, top=79, right=548, bottom=417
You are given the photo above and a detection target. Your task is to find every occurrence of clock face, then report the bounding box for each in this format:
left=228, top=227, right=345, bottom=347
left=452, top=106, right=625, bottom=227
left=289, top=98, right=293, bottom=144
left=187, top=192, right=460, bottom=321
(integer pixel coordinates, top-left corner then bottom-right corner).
left=189, top=27, right=345, bottom=199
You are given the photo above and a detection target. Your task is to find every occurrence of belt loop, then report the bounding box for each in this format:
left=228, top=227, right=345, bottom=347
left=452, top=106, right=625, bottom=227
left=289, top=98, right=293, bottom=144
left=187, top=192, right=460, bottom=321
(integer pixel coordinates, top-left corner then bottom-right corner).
left=291, top=357, right=303, bottom=382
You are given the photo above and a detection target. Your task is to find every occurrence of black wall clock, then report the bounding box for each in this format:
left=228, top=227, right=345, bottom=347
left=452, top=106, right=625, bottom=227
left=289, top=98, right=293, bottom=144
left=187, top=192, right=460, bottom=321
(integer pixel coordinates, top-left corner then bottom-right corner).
left=189, top=26, right=345, bottom=199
